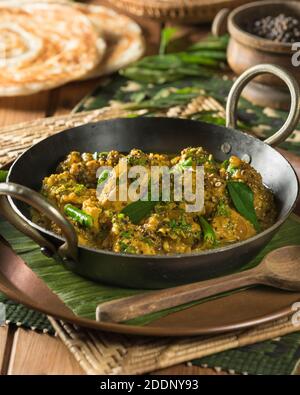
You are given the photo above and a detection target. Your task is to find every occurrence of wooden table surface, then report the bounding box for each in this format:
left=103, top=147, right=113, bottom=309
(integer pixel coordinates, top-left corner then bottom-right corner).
left=1, top=0, right=299, bottom=376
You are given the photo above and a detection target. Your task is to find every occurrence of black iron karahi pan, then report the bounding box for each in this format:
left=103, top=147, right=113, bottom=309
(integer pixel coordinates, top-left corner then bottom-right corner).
left=0, top=64, right=299, bottom=289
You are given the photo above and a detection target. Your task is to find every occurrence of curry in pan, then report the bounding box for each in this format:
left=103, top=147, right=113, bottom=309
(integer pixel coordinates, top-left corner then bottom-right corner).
left=32, top=147, right=277, bottom=255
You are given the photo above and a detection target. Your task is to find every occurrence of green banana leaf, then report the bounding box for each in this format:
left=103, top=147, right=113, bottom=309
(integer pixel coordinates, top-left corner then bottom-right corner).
left=0, top=215, right=300, bottom=325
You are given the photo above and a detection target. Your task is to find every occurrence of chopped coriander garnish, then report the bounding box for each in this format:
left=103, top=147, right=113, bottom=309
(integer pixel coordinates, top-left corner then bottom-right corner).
left=119, top=241, right=136, bottom=254
left=117, top=213, right=125, bottom=219
left=121, top=231, right=132, bottom=238
left=216, top=199, right=230, bottom=217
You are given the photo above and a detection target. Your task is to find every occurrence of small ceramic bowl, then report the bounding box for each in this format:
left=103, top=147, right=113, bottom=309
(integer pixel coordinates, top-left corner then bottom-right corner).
left=213, top=0, right=300, bottom=109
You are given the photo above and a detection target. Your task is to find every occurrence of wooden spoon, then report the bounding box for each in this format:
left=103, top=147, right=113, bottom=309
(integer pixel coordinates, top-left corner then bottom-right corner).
left=96, top=245, right=300, bottom=323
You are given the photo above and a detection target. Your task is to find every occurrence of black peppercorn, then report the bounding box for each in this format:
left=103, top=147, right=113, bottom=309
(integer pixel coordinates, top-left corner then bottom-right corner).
left=247, top=13, right=300, bottom=43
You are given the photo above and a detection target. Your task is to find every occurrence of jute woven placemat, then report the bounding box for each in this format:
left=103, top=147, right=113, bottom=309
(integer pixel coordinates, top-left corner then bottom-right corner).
left=48, top=316, right=300, bottom=375
left=0, top=94, right=224, bottom=167
left=0, top=106, right=129, bottom=167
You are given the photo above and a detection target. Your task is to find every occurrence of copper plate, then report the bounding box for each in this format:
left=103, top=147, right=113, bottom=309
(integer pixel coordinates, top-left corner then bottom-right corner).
left=0, top=239, right=299, bottom=337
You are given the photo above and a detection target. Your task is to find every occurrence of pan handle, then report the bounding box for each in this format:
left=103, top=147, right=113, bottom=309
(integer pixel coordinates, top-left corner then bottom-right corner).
left=0, top=182, right=78, bottom=263
left=226, top=64, right=300, bottom=147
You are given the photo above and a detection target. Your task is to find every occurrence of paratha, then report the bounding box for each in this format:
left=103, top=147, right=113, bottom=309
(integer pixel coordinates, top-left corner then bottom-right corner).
left=74, top=4, right=145, bottom=79
left=0, top=2, right=105, bottom=96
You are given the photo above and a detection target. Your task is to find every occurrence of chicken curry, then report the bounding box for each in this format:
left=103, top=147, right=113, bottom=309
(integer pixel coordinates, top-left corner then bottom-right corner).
left=33, top=147, right=277, bottom=255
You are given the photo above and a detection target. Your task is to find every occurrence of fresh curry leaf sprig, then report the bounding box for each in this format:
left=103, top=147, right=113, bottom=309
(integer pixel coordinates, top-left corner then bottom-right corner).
left=178, top=50, right=227, bottom=64
left=121, top=63, right=213, bottom=85
left=187, top=35, right=229, bottom=51
left=124, top=87, right=205, bottom=110
left=227, top=181, right=260, bottom=232
left=120, top=35, right=228, bottom=85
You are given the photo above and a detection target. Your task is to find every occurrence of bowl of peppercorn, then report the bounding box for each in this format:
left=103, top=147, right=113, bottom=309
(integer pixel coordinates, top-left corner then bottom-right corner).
left=213, top=0, right=300, bottom=110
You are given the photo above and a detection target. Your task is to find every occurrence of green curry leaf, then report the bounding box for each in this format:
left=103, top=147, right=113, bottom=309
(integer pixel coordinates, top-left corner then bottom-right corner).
left=227, top=181, right=260, bottom=232
left=121, top=200, right=157, bottom=224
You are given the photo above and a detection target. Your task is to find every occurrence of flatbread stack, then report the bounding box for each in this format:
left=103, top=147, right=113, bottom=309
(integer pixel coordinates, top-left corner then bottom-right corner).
left=73, top=3, right=145, bottom=79
left=0, top=1, right=145, bottom=96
